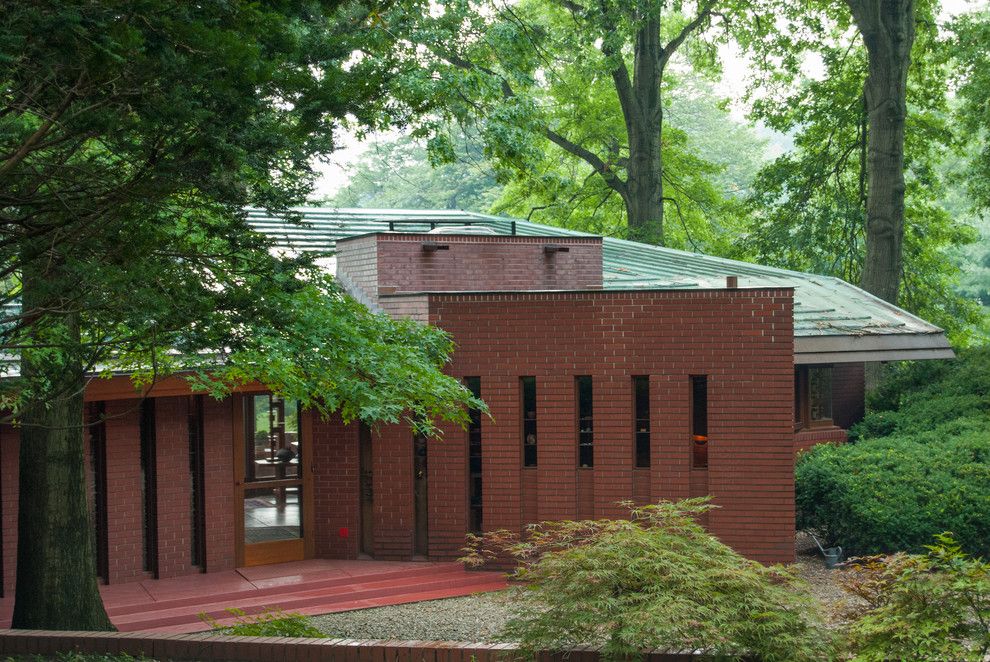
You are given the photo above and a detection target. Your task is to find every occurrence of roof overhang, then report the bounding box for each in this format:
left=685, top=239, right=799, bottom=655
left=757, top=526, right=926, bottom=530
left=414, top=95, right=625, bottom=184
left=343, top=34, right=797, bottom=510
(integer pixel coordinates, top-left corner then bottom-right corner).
left=794, top=333, right=955, bottom=364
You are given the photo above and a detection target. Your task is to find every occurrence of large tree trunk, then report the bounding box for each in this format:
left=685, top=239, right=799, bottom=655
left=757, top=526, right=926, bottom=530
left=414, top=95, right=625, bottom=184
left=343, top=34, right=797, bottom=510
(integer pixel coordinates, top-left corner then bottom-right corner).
left=11, top=263, right=113, bottom=630
left=622, top=18, right=664, bottom=246
left=848, top=0, right=915, bottom=305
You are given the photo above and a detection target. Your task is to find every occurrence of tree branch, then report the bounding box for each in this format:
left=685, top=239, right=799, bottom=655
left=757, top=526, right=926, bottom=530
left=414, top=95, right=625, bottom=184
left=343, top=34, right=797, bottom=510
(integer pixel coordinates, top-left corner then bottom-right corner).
left=659, top=0, right=718, bottom=70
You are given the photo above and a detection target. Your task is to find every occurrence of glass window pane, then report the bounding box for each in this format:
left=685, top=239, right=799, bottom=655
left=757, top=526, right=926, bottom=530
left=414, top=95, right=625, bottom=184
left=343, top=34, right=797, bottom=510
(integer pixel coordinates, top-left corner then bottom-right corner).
left=522, top=377, right=537, bottom=467
left=244, top=486, right=302, bottom=543
left=247, top=395, right=301, bottom=482
left=809, top=367, right=833, bottom=421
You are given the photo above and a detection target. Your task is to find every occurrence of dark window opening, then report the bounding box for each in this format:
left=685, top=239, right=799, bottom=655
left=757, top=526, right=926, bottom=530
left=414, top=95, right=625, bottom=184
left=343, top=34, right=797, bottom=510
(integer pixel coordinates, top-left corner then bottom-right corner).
left=522, top=377, right=537, bottom=467
left=88, top=403, right=109, bottom=582
left=188, top=396, right=206, bottom=569
left=634, top=376, right=651, bottom=468
left=139, top=399, right=159, bottom=577
left=794, top=366, right=834, bottom=429
left=466, top=377, right=483, bottom=534
left=577, top=376, right=593, bottom=468
left=691, top=376, right=708, bottom=469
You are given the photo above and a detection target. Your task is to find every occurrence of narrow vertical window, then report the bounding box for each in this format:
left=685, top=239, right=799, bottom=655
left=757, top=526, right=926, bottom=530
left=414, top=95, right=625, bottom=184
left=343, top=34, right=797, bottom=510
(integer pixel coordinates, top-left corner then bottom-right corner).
left=634, top=376, right=650, bottom=468
left=577, top=376, right=593, bottom=468
left=139, top=399, right=159, bottom=577
left=521, top=377, right=537, bottom=467
left=88, top=403, right=109, bottom=582
left=691, top=376, right=708, bottom=469
left=465, top=377, right=483, bottom=534
left=188, top=395, right=206, bottom=569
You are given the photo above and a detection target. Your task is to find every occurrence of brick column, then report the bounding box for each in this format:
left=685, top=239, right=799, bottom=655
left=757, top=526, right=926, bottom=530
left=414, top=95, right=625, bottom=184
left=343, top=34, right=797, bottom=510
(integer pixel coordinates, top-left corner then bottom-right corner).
left=372, top=424, right=413, bottom=559
left=1, top=425, right=19, bottom=595
left=311, top=413, right=360, bottom=559
left=203, top=397, right=235, bottom=572
left=154, top=397, right=192, bottom=578
left=104, top=400, right=146, bottom=584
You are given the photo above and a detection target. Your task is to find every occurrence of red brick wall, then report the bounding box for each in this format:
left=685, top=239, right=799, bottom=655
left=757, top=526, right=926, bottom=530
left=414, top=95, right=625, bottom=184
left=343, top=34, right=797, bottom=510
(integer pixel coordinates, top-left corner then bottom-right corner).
left=422, top=288, right=796, bottom=564
left=154, top=397, right=193, bottom=578
left=371, top=424, right=415, bottom=559
left=832, top=363, right=866, bottom=430
left=311, top=413, right=360, bottom=559
left=335, top=234, right=379, bottom=305
left=103, top=401, right=148, bottom=584
left=378, top=295, right=430, bottom=322
left=1, top=425, right=18, bottom=596
left=203, top=397, right=235, bottom=572
left=795, top=427, right=847, bottom=453
left=360, top=234, right=603, bottom=295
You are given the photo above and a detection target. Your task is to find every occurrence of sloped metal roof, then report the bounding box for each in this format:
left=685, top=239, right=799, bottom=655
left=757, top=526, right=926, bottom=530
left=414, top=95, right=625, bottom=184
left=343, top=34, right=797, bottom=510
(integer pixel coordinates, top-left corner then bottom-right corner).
left=246, top=207, right=953, bottom=363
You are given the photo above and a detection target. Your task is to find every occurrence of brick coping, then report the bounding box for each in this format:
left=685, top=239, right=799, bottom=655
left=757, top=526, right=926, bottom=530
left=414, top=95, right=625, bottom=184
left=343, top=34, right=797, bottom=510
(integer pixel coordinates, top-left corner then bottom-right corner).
left=0, top=629, right=704, bottom=660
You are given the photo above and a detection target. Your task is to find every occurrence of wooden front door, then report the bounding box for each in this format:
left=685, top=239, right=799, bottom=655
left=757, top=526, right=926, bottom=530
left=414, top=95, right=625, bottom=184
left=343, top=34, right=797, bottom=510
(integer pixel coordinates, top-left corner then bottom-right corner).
left=234, top=394, right=314, bottom=567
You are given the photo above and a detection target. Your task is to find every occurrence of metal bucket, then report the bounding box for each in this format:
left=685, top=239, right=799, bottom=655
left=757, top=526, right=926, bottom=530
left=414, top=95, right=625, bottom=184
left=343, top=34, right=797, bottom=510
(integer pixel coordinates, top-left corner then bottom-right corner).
left=823, top=546, right=843, bottom=569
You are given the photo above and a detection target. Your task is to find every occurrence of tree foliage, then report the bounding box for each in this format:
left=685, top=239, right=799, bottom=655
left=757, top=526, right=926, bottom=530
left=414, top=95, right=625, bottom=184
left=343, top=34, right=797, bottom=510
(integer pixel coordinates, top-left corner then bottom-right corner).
left=380, top=0, right=787, bottom=246
left=326, top=132, right=501, bottom=211
left=462, top=499, right=832, bottom=661
left=0, top=0, right=481, bottom=630
left=741, top=0, right=982, bottom=341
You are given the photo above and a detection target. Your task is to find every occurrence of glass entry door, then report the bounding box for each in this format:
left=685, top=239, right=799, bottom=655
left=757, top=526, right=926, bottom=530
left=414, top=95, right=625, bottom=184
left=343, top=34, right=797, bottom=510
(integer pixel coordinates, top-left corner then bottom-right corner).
left=235, top=394, right=313, bottom=566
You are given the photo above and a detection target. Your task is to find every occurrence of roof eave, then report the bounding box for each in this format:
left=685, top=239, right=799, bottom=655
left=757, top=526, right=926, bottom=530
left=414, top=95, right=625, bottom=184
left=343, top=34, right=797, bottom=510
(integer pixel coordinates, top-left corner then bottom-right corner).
left=794, top=333, right=955, bottom=364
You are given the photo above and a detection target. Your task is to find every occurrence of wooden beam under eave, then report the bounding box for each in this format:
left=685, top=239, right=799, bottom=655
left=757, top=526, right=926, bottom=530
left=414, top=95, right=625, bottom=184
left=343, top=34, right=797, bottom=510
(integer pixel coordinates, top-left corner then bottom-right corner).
left=83, top=373, right=265, bottom=402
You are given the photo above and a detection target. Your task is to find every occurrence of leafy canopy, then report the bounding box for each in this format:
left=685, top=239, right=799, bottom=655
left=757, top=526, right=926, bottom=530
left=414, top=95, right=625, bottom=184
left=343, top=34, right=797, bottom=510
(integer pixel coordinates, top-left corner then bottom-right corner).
left=0, top=0, right=482, bottom=433
left=740, top=0, right=982, bottom=342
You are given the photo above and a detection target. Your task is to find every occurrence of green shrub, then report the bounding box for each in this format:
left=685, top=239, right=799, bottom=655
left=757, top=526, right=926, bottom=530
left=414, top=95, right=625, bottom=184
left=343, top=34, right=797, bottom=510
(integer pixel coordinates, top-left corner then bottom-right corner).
left=839, top=534, right=990, bottom=661
left=797, top=347, right=990, bottom=556
left=461, top=499, right=833, bottom=661
left=796, top=430, right=990, bottom=557
left=852, top=346, right=990, bottom=441
left=200, top=607, right=325, bottom=638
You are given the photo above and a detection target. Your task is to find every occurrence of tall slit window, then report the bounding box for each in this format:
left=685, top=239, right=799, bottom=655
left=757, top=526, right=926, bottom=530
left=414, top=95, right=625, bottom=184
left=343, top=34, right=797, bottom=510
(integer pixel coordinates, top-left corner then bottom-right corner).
left=691, top=376, right=708, bottom=469
left=139, top=399, right=159, bottom=576
left=88, top=403, right=109, bottom=582
left=188, top=396, right=206, bottom=569
left=466, top=377, right=483, bottom=534
left=522, top=377, right=537, bottom=467
left=577, top=376, right=594, bottom=468
left=634, top=376, right=650, bottom=468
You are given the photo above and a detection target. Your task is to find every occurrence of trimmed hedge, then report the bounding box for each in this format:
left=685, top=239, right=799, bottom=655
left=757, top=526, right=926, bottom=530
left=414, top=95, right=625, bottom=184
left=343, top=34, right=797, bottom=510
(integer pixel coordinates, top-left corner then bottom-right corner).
left=796, top=348, right=990, bottom=557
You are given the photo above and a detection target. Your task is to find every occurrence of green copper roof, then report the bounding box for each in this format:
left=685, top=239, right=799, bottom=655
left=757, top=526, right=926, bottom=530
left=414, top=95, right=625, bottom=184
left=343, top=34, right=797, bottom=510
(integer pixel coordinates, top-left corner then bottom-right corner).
left=246, top=207, right=951, bottom=358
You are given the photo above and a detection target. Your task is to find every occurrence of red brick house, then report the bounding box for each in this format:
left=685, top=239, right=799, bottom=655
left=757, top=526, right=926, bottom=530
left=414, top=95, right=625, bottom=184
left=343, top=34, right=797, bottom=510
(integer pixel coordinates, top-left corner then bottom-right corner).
left=0, top=209, right=953, bottom=592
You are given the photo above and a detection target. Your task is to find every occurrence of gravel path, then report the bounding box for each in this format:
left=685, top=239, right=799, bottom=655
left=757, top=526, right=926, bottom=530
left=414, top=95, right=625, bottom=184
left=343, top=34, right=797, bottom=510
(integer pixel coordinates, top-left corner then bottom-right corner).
left=310, top=592, right=514, bottom=642
left=310, top=534, right=856, bottom=641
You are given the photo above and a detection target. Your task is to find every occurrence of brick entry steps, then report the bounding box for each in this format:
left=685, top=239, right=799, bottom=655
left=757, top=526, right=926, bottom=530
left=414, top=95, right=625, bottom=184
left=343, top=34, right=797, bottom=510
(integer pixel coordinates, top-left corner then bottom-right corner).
left=0, top=560, right=507, bottom=634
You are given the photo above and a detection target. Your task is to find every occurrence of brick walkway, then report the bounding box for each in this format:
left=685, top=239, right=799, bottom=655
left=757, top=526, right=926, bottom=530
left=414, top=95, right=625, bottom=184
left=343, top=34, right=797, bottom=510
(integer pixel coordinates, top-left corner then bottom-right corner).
left=0, top=559, right=506, bottom=633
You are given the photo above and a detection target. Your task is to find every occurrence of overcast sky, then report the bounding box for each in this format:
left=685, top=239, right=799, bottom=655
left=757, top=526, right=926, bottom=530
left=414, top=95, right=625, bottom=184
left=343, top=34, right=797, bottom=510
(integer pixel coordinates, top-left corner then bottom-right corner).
left=310, top=0, right=986, bottom=201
